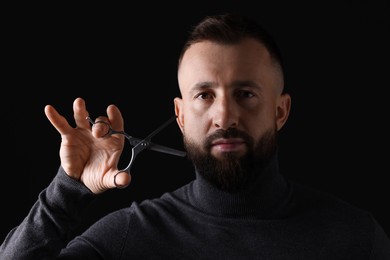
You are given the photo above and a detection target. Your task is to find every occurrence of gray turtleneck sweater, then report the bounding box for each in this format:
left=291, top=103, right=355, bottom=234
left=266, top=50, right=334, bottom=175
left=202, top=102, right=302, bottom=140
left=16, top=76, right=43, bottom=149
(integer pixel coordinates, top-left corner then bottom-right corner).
left=1, top=154, right=390, bottom=259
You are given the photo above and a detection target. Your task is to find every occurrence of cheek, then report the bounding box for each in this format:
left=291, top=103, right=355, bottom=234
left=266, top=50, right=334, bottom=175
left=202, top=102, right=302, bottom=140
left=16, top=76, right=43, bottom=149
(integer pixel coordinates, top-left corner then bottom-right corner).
left=182, top=114, right=207, bottom=139
left=191, top=101, right=210, bottom=115
left=244, top=112, right=274, bottom=137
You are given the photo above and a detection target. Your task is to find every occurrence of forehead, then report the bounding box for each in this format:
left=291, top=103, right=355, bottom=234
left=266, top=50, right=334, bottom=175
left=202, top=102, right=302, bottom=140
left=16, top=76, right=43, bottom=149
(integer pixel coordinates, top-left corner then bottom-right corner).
left=178, top=38, right=283, bottom=92
left=180, top=38, right=272, bottom=70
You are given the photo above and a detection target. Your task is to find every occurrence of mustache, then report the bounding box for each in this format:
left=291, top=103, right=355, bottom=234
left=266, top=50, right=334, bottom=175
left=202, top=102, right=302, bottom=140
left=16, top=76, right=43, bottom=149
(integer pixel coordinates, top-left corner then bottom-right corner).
left=205, top=128, right=254, bottom=148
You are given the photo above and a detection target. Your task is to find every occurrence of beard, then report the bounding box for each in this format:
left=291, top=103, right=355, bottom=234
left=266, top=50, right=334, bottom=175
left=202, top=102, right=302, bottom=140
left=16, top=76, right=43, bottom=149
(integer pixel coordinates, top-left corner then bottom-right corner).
left=183, top=125, right=278, bottom=193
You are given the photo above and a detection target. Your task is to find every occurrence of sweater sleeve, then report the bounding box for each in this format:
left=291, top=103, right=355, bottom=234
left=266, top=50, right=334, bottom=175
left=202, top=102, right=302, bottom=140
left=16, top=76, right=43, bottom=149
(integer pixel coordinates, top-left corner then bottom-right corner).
left=370, top=216, right=390, bottom=259
left=0, top=167, right=96, bottom=260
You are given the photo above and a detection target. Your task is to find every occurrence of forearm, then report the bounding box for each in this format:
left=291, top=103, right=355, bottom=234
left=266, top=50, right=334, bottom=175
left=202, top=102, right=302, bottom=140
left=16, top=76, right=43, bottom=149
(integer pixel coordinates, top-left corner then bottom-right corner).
left=0, top=167, right=96, bottom=260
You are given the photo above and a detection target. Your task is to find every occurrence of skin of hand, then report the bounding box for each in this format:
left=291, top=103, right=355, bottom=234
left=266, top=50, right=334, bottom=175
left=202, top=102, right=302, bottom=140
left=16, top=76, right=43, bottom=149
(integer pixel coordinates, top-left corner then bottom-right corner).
left=44, top=97, right=131, bottom=194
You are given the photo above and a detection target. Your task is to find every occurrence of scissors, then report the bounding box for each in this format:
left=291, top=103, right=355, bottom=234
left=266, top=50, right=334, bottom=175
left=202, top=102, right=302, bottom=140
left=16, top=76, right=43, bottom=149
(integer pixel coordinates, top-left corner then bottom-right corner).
left=87, top=115, right=186, bottom=187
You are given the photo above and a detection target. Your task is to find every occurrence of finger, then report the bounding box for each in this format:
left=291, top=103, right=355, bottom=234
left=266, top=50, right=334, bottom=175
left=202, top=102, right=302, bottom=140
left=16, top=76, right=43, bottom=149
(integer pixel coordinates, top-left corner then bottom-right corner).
left=44, top=104, right=73, bottom=135
left=112, top=171, right=132, bottom=189
left=73, top=97, right=90, bottom=129
left=107, top=104, right=124, bottom=131
left=91, top=116, right=111, bottom=138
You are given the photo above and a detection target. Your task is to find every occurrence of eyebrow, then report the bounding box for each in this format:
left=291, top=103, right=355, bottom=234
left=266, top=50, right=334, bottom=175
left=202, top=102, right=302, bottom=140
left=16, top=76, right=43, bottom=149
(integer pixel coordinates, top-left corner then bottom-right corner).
left=191, top=80, right=262, bottom=92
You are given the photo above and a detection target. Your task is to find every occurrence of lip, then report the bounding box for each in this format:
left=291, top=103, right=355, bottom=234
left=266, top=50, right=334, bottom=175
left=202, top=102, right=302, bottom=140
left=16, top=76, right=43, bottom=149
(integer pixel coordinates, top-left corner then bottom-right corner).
left=211, top=138, right=246, bottom=152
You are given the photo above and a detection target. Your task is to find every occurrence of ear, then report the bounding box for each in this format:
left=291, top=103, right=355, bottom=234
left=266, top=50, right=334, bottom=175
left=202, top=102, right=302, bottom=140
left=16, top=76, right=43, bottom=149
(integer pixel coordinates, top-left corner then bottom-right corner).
left=276, top=93, right=291, bottom=131
left=174, top=97, right=184, bottom=133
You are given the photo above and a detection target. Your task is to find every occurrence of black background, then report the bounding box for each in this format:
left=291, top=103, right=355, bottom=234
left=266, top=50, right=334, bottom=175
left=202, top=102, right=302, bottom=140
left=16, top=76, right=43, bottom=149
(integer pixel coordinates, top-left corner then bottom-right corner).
left=2, top=2, right=389, bottom=242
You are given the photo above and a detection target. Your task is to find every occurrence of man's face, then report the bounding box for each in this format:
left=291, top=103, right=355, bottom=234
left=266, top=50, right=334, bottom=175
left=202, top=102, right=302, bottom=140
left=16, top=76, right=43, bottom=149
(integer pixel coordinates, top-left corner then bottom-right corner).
left=174, top=38, right=290, bottom=192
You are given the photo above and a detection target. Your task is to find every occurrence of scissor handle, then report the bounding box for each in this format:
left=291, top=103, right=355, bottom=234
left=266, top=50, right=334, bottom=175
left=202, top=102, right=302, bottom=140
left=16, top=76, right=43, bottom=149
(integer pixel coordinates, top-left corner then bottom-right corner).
left=87, top=115, right=185, bottom=189
left=113, top=143, right=148, bottom=188
left=120, top=141, right=149, bottom=174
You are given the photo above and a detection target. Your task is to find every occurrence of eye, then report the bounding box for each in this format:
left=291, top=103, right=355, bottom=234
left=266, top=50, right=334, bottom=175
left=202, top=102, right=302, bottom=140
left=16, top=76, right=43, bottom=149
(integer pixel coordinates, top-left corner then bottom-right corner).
left=195, top=92, right=213, bottom=100
left=236, top=90, right=255, bottom=99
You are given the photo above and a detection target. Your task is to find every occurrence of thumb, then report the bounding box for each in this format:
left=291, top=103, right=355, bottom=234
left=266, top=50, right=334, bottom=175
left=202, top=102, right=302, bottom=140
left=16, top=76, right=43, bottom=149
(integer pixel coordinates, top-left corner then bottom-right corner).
left=112, top=171, right=132, bottom=189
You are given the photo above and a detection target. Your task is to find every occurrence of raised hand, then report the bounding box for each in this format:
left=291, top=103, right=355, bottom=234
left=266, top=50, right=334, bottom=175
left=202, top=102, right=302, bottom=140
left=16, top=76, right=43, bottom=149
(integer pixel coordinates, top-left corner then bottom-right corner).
left=44, top=97, right=131, bottom=194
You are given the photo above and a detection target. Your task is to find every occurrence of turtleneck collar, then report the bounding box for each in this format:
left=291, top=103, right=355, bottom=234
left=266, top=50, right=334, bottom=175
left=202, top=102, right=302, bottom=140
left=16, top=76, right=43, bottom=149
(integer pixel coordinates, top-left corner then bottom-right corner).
left=186, top=152, right=292, bottom=219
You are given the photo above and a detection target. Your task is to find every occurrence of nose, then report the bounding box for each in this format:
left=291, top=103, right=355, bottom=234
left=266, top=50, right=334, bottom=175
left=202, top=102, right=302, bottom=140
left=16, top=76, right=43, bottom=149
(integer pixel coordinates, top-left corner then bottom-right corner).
left=212, top=96, right=239, bottom=130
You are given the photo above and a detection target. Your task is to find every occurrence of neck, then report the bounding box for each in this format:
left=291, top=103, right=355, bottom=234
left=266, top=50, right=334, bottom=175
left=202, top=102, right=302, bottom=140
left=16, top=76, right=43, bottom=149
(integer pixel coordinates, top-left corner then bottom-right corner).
left=189, top=151, right=292, bottom=219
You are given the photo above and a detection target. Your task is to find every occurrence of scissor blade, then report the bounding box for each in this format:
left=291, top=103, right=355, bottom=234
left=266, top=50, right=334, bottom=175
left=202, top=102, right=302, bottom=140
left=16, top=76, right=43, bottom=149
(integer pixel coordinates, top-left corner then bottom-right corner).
left=127, top=116, right=186, bottom=157
left=128, top=137, right=186, bottom=157
left=143, top=116, right=176, bottom=141
left=148, top=143, right=187, bottom=157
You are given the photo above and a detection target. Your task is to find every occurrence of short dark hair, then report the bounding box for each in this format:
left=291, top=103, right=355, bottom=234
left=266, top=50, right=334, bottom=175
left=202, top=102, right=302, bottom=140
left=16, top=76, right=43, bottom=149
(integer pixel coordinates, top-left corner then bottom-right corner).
left=178, top=13, right=284, bottom=76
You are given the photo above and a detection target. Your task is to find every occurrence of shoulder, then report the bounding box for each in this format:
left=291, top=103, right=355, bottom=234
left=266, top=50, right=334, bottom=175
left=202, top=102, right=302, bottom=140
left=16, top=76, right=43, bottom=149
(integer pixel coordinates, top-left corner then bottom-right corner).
left=289, top=181, right=390, bottom=256
left=290, top=180, right=380, bottom=234
left=291, top=181, right=369, bottom=216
